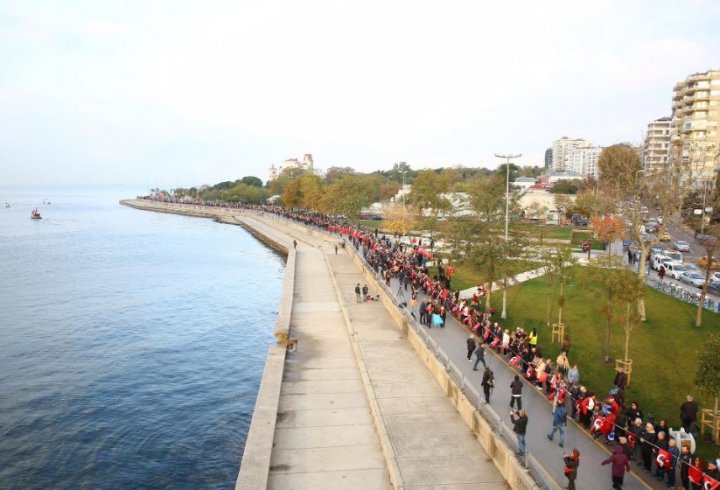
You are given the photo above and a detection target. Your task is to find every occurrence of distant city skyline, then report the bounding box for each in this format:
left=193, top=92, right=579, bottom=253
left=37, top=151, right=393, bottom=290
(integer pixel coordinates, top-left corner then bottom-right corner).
left=1, top=0, right=720, bottom=186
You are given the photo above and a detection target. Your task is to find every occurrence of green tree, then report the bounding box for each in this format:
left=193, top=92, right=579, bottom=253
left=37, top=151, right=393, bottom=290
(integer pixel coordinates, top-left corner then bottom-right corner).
left=465, top=174, right=524, bottom=311
left=241, top=176, right=264, bottom=188
left=695, top=335, right=720, bottom=442
left=540, top=246, right=575, bottom=328
left=325, top=166, right=355, bottom=184
left=549, top=179, right=582, bottom=195
left=320, top=175, right=374, bottom=218
left=580, top=254, right=625, bottom=363
left=573, top=190, right=616, bottom=218
left=408, top=169, right=451, bottom=238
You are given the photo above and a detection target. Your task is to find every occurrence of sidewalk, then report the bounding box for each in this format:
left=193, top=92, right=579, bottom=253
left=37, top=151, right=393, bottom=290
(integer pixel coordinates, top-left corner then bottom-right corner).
left=252, top=215, right=507, bottom=489
left=237, top=216, right=392, bottom=490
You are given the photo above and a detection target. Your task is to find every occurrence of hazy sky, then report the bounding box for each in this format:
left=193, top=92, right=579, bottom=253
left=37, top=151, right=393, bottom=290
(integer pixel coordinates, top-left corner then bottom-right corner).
left=1, top=0, right=719, bottom=186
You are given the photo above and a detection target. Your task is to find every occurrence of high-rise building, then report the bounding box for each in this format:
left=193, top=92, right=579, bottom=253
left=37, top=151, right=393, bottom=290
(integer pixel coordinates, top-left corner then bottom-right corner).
left=670, top=69, right=720, bottom=185
left=551, top=137, right=593, bottom=172
left=551, top=137, right=600, bottom=177
left=567, top=145, right=602, bottom=179
left=642, top=117, right=671, bottom=174
left=544, top=148, right=553, bottom=170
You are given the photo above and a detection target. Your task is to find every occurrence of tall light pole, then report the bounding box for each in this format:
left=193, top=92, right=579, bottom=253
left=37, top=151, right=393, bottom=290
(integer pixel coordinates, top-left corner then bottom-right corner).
left=401, top=170, right=407, bottom=237
left=495, top=153, right=522, bottom=320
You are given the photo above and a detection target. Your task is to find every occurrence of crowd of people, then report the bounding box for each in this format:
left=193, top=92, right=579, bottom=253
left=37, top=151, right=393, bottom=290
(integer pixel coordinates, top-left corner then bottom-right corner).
left=171, top=200, right=720, bottom=490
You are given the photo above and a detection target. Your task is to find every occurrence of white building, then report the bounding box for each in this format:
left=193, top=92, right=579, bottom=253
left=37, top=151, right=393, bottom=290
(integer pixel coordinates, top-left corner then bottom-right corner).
left=552, top=137, right=592, bottom=172
left=642, top=117, right=671, bottom=174
left=566, top=145, right=602, bottom=178
left=268, top=153, right=314, bottom=181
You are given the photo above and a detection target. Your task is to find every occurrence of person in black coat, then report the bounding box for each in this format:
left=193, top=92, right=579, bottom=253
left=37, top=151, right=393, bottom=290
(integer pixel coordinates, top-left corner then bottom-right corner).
left=510, top=409, right=528, bottom=455
left=680, top=395, right=698, bottom=433
left=466, top=335, right=476, bottom=361
left=510, top=375, right=523, bottom=410
left=481, top=366, right=494, bottom=403
left=563, top=448, right=580, bottom=490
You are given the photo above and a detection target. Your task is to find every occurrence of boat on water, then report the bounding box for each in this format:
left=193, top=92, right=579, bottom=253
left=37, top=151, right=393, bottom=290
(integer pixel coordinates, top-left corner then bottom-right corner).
left=4, top=202, right=10, bottom=208
left=31, top=208, right=42, bottom=220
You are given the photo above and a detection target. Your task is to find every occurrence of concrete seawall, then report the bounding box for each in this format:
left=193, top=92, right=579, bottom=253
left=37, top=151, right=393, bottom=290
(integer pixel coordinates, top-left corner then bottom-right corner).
left=121, top=200, right=542, bottom=489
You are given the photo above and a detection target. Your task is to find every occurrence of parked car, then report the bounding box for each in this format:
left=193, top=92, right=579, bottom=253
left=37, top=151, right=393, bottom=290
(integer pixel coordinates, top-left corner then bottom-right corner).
left=665, top=263, right=695, bottom=280
left=653, top=256, right=677, bottom=271
left=660, top=250, right=683, bottom=263
left=679, top=271, right=706, bottom=288
left=673, top=240, right=691, bottom=252
left=659, top=231, right=673, bottom=241
left=709, top=280, right=720, bottom=295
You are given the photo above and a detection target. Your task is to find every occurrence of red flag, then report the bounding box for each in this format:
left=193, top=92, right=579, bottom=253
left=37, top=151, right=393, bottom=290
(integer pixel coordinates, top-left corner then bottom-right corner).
left=704, top=475, right=720, bottom=490
left=655, top=449, right=671, bottom=471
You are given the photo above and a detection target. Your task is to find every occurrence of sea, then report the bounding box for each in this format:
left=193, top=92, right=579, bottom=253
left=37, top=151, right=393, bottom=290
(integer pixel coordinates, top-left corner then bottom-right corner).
left=0, top=187, right=285, bottom=489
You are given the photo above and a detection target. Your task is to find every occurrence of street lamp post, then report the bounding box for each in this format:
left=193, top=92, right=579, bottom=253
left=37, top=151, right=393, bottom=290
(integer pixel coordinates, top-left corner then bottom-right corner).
left=495, top=153, right=522, bottom=320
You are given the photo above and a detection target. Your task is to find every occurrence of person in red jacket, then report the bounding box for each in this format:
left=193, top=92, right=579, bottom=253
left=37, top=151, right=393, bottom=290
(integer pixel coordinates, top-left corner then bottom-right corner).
left=602, top=445, right=631, bottom=489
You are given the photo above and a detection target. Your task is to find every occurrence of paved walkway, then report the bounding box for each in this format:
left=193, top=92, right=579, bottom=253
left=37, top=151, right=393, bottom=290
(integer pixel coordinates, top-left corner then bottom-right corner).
left=238, top=216, right=391, bottom=490
left=249, top=215, right=508, bottom=489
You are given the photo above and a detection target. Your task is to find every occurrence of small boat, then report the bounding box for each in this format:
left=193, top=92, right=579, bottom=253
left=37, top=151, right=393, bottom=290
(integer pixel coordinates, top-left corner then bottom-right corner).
left=4, top=202, right=10, bottom=209
left=31, top=208, right=42, bottom=220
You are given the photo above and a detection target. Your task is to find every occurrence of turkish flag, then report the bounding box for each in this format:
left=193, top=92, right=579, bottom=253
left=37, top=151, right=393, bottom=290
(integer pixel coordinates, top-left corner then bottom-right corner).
left=656, top=449, right=671, bottom=470
left=704, top=475, right=720, bottom=490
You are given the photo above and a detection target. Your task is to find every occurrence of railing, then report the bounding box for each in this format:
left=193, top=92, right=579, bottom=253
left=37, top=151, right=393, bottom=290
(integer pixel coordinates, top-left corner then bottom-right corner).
left=646, top=277, right=718, bottom=311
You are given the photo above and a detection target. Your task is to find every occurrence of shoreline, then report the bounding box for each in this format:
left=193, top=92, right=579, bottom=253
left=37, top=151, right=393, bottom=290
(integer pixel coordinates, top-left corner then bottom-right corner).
left=120, top=199, right=297, bottom=489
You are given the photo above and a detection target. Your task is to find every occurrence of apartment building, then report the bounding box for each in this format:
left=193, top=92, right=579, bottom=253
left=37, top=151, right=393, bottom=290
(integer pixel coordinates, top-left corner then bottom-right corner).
left=670, top=69, right=720, bottom=185
left=642, top=117, right=671, bottom=174
left=551, top=137, right=601, bottom=178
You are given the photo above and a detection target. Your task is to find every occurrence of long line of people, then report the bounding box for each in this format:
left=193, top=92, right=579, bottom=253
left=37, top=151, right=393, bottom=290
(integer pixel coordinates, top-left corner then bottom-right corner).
left=250, top=205, right=720, bottom=490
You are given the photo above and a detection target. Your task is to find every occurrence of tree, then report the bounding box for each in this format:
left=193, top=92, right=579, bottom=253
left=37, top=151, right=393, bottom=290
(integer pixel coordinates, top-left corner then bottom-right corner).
left=325, top=166, right=355, bottom=184
left=387, top=161, right=415, bottom=184
left=496, top=163, right=521, bottom=182
left=590, top=215, right=625, bottom=254
left=696, top=230, right=720, bottom=328
left=241, top=176, right=264, bottom=188
left=549, top=179, right=582, bottom=195
left=465, top=174, right=525, bottom=311
left=695, top=335, right=720, bottom=442
left=540, top=246, right=575, bottom=328
left=383, top=202, right=417, bottom=236
left=617, top=269, right=644, bottom=363
left=554, top=194, right=575, bottom=222
left=598, top=144, right=642, bottom=200
left=580, top=254, right=625, bottom=363
left=408, top=169, right=451, bottom=238
left=573, top=191, right=616, bottom=218
left=319, top=175, right=374, bottom=218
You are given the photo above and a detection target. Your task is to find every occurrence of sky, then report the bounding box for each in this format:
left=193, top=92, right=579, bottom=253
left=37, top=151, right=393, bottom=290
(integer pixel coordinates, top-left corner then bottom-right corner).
left=1, top=0, right=720, bottom=187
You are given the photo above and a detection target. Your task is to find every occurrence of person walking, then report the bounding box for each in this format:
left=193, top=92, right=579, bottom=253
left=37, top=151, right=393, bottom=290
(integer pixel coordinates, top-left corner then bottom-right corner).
left=293, top=239, right=297, bottom=249
left=362, top=284, right=369, bottom=302
left=472, top=344, right=486, bottom=370
left=563, top=448, right=580, bottom=490
left=466, top=335, right=476, bottom=362
left=354, top=283, right=362, bottom=303
left=334, top=243, right=338, bottom=254
left=602, top=445, right=631, bottom=489
left=547, top=403, right=568, bottom=448
left=680, top=395, right=698, bottom=433
left=510, top=409, right=528, bottom=456
left=481, top=366, right=494, bottom=403
left=510, top=375, right=523, bottom=410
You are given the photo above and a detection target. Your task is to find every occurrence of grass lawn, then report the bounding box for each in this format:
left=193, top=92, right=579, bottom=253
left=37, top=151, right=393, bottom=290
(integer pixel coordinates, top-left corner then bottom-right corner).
left=429, top=260, right=541, bottom=291
left=495, top=275, right=720, bottom=457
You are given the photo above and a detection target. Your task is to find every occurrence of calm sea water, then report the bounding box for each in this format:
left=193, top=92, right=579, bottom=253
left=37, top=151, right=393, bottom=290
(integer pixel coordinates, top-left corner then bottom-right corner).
left=0, top=187, right=284, bottom=489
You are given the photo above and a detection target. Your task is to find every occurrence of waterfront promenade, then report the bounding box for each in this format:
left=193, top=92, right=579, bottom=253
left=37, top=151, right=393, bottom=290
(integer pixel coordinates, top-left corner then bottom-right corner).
left=242, top=214, right=508, bottom=489
left=120, top=201, right=517, bottom=489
